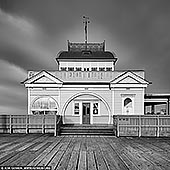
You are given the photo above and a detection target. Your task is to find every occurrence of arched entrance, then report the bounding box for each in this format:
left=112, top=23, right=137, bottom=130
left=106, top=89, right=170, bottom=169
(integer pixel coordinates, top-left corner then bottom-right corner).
left=62, top=92, right=111, bottom=124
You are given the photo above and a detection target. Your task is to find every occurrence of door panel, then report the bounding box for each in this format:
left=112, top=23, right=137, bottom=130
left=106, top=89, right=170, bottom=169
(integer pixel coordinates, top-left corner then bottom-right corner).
left=82, top=103, right=90, bottom=124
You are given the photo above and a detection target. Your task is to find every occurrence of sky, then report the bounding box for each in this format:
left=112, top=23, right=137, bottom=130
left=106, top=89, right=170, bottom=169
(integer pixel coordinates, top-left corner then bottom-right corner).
left=0, top=0, right=170, bottom=114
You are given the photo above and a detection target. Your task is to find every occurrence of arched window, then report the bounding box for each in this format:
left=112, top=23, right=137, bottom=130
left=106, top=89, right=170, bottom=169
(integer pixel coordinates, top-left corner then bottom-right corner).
left=123, top=97, right=133, bottom=115
left=31, top=97, right=58, bottom=115
left=124, top=98, right=132, bottom=107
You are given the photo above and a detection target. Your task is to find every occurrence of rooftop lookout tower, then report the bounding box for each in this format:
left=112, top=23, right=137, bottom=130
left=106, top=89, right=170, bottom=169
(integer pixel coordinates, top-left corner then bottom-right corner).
left=56, top=16, right=117, bottom=72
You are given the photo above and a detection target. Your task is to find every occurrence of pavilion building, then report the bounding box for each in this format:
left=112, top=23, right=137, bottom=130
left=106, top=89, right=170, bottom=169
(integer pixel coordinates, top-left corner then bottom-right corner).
left=22, top=39, right=151, bottom=124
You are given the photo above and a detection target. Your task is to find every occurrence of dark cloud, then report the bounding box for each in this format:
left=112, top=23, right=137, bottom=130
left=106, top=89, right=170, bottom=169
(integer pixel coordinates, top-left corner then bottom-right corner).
left=0, top=0, right=170, bottom=114
left=0, top=8, right=58, bottom=70
left=0, top=60, right=27, bottom=114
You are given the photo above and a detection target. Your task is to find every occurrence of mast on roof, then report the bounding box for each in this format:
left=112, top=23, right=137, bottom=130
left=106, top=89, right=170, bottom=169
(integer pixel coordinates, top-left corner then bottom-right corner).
left=83, top=16, right=90, bottom=51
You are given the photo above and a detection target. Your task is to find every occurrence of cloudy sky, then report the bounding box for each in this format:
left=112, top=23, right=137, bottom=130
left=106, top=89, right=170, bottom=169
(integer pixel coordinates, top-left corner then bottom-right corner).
left=0, top=0, right=170, bottom=114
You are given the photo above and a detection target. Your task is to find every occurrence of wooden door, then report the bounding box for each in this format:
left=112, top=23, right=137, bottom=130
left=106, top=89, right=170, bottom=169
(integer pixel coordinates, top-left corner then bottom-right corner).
left=82, top=103, right=90, bottom=124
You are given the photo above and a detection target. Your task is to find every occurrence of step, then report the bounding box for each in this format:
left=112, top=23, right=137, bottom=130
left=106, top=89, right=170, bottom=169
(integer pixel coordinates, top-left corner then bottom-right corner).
left=60, top=132, right=114, bottom=136
left=61, top=125, right=113, bottom=129
left=61, top=125, right=113, bottom=130
left=61, top=127, right=113, bottom=130
left=60, top=129, right=114, bottom=133
left=61, top=128, right=113, bottom=131
left=60, top=124, right=115, bottom=136
left=62, top=124, right=113, bottom=127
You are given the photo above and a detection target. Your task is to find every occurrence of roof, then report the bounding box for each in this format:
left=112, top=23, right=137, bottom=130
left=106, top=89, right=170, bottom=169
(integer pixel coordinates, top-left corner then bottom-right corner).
left=56, top=51, right=117, bottom=61
left=56, top=40, right=117, bottom=61
left=144, top=98, right=168, bottom=106
left=145, top=93, right=170, bottom=98
left=21, top=70, right=63, bottom=84
left=110, top=71, right=150, bottom=85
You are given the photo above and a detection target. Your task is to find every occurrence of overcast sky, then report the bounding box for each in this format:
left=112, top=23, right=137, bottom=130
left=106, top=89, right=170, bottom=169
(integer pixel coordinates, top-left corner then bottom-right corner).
left=0, top=0, right=170, bottom=114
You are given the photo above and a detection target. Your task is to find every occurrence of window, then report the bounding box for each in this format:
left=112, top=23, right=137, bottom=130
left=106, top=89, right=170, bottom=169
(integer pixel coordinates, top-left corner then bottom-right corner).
left=106, top=67, right=112, bottom=71
left=31, top=97, right=57, bottom=115
left=84, top=68, right=89, bottom=71
left=124, top=98, right=132, bottom=107
left=91, top=67, right=97, bottom=71
left=93, top=103, right=99, bottom=114
left=82, top=51, right=92, bottom=55
left=32, top=97, right=57, bottom=109
left=32, top=110, right=56, bottom=115
left=124, top=98, right=132, bottom=114
left=74, top=103, right=80, bottom=115
left=68, top=67, right=74, bottom=71
left=60, top=67, right=67, bottom=71
left=76, top=67, right=82, bottom=71
left=122, top=95, right=134, bottom=115
left=99, top=67, right=105, bottom=71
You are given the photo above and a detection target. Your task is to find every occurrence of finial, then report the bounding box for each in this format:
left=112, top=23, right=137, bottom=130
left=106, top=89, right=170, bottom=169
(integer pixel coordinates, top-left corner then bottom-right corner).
left=83, top=16, right=90, bottom=50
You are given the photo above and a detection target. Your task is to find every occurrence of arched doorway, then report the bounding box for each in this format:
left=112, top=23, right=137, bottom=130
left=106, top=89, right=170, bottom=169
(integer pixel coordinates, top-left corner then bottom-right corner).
left=62, top=92, right=111, bottom=124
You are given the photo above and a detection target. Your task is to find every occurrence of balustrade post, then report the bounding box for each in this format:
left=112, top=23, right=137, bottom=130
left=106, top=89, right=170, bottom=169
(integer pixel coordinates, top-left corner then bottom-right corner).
left=117, top=116, right=119, bottom=137
left=9, top=115, right=12, bottom=134
left=42, top=113, right=45, bottom=134
left=168, top=98, right=170, bottom=115
left=25, top=115, right=27, bottom=134
left=26, top=115, right=29, bottom=134
left=138, top=115, right=141, bottom=137
left=54, top=114, right=57, bottom=137
left=157, top=115, right=160, bottom=137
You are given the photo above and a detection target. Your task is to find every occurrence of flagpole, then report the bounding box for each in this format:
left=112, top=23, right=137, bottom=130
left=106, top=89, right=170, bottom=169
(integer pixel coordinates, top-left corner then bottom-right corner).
left=83, top=16, right=90, bottom=51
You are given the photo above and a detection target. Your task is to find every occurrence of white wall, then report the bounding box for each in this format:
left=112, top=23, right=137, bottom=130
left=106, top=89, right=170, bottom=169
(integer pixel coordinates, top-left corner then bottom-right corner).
left=59, top=61, right=114, bottom=71
left=114, top=88, right=144, bottom=115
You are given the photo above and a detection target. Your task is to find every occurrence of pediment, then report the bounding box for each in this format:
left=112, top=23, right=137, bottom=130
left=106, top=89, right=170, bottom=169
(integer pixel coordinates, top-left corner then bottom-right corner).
left=32, top=75, right=61, bottom=84
left=111, top=71, right=149, bottom=84
left=23, top=70, right=63, bottom=85
left=117, top=76, right=141, bottom=84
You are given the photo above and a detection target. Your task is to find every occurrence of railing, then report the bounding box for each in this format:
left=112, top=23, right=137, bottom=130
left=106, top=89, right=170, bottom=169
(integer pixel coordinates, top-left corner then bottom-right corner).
left=0, top=115, right=62, bottom=136
left=55, top=115, right=63, bottom=136
left=113, top=115, right=170, bottom=137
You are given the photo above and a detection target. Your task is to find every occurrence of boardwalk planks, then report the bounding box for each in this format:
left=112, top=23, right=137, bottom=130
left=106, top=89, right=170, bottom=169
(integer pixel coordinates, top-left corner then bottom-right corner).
left=0, top=134, right=170, bottom=169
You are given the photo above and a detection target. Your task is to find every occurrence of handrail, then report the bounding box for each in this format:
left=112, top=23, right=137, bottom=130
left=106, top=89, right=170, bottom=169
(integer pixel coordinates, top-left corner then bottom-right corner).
left=113, top=115, right=170, bottom=137
left=56, top=115, right=62, bottom=124
left=54, top=115, right=62, bottom=136
left=0, top=114, right=61, bottom=136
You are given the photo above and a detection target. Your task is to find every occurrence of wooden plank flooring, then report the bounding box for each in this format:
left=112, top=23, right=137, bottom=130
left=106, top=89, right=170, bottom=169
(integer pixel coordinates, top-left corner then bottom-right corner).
left=0, top=134, right=170, bottom=169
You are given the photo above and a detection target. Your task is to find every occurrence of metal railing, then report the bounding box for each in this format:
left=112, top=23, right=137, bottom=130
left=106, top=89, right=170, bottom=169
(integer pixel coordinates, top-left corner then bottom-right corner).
left=113, top=115, right=170, bottom=137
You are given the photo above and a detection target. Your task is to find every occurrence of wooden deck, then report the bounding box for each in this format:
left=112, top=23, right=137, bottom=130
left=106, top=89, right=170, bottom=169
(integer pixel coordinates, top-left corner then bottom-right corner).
left=0, top=134, right=170, bottom=169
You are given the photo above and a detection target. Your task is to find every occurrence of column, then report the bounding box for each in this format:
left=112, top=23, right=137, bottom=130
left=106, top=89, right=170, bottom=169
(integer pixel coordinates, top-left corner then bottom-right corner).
left=144, top=105, right=146, bottom=115
left=28, top=88, right=31, bottom=114
left=167, top=98, right=170, bottom=115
